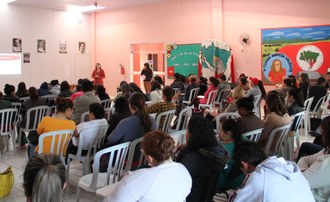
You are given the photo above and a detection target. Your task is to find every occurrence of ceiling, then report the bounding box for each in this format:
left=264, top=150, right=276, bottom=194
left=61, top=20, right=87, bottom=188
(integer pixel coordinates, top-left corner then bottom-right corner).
left=9, top=0, right=170, bottom=12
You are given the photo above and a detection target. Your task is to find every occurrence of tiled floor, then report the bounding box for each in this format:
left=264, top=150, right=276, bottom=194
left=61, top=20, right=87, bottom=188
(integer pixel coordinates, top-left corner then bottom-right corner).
left=0, top=148, right=97, bottom=202
left=0, top=128, right=315, bottom=202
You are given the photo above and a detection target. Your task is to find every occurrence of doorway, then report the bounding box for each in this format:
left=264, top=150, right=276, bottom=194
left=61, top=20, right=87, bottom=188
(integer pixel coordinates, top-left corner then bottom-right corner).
left=131, top=43, right=165, bottom=93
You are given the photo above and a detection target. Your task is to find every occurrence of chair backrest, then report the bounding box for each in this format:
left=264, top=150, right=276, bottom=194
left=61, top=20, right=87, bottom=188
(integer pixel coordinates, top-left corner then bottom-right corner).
left=104, top=107, right=115, bottom=121
left=11, top=102, right=21, bottom=121
left=156, top=109, right=176, bottom=133
left=215, top=89, right=231, bottom=109
left=80, top=111, right=89, bottom=123
left=38, top=129, right=75, bottom=164
left=324, top=90, right=330, bottom=106
left=215, top=112, right=240, bottom=134
left=24, top=106, right=50, bottom=130
left=169, top=130, right=186, bottom=145
left=264, top=124, right=292, bottom=156
left=175, top=107, right=192, bottom=131
left=0, top=108, right=18, bottom=135
left=253, top=95, right=262, bottom=118
left=92, top=142, right=130, bottom=188
left=242, top=128, right=263, bottom=142
left=124, top=137, right=144, bottom=173
left=311, top=96, right=325, bottom=114
left=304, top=97, right=314, bottom=112
left=145, top=101, right=153, bottom=106
left=290, top=111, right=304, bottom=131
left=20, top=96, right=29, bottom=103
left=205, top=90, right=218, bottom=105
left=187, top=87, right=200, bottom=102
left=101, top=99, right=112, bottom=109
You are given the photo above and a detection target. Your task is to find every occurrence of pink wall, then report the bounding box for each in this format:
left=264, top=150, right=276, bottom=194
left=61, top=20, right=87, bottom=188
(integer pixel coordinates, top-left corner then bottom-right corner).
left=94, top=0, right=330, bottom=95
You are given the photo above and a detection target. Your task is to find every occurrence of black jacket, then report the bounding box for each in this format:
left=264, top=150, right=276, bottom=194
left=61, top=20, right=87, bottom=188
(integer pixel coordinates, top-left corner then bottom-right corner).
left=177, top=144, right=229, bottom=202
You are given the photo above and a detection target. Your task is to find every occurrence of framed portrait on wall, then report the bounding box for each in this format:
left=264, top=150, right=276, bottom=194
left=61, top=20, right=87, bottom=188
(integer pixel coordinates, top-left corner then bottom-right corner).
left=12, top=38, right=22, bottom=52
left=59, top=41, right=67, bottom=54
left=37, top=39, right=46, bottom=53
left=78, top=41, right=86, bottom=54
left=23, top=53, right=30, bottom=63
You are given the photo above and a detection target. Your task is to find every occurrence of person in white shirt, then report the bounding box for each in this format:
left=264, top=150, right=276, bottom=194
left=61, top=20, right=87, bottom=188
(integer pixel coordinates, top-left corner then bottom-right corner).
left=298, top=116, right=330, bottom=202
left=66, top=103, right=108, bottom=157
left=149, top=80, right=163, bottom=104
left=229, top=141, right=314, bottom=202
left=105, top=131, right=192, bottom=202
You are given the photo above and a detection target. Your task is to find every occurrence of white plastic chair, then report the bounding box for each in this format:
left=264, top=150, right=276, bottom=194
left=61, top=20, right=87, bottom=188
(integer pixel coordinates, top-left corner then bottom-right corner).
left=214, top=89, right=231, bottom=111
left=145, top=101, right=153, bottom=106
left=67, top=125, right=109, bottom=181
left=242, top=128, right=263, bottom=142
left=0, top=108, right=18, bottom=153
left=169, top=130, right=186, bottom=145
left=156, top=109, right=176, bottom=133
left=124, top=137, right=144, bottom=173
left=215, top=112, right=240, bottom=134
left=104, top=107, right=115, bottom=121
left=264, top=124, right=292, bottom=157
left=253, top=94, right=262, bottom=118
left=19, top=96, right=29, bottom=103
left=101, top=99, right=112, bottom=109
left=309, top=96, right=325, bottom=118
left=169, top=106, right=192, bottom=133
left=18, top=105, right=50, bottom=146
left=303, top=97, right=314, bottom=136
left=183, top=87, right=200, bottom=106
left=287, top=111, right=305, bottom=161
left=11, top=102, right=22, bottom=121
left=198, top=90, right=218, bottom=111
left=80, top=111, right=89, bottom=123
left=76, top=142, right=130, bottom=202
left=38, top=129, right=75, bottom=165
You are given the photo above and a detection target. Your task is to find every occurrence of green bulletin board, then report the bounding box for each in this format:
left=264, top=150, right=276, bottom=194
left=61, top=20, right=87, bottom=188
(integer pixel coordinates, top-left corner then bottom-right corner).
left=167, top=44, right=200, bottom=77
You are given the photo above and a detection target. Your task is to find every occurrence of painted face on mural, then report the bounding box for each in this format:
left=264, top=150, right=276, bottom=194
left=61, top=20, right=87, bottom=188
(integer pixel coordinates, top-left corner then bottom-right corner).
left=274, top=60, right=281, bottom=72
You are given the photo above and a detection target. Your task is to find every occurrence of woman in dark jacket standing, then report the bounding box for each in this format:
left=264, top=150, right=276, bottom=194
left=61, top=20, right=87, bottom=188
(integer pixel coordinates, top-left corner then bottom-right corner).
left=176, top=117, right=229, bottom=202
left=140, top=63, right=153, bottom=94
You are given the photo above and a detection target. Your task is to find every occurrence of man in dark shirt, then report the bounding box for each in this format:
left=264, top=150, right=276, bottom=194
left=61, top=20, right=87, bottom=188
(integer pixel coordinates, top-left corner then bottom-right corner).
left=308, top=77, right=327, bottom=110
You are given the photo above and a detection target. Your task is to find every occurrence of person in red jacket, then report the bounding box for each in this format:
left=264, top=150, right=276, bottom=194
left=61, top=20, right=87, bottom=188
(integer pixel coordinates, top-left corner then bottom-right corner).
left=91, top=63, right=105, bottom=86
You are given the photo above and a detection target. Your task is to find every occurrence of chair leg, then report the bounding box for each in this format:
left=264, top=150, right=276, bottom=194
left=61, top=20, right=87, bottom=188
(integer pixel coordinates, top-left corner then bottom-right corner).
left=66, top=158, right=71, bottom=191
left=76, top=186, right=81, bottom=202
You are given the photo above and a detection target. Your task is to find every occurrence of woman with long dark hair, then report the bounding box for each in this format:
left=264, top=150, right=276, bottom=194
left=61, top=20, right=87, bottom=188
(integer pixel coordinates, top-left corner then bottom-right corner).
left=107, top=92, right=156, bottom=146
left=176, top=117, right=229, bottom=202
left=141, top=63, right=153, bottom=93
left=16, top=82, right=29, bottom=98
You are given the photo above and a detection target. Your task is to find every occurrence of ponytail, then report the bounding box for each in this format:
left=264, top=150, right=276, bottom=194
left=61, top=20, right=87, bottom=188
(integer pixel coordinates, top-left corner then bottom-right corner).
left=129, top=92, right=152, bottom=132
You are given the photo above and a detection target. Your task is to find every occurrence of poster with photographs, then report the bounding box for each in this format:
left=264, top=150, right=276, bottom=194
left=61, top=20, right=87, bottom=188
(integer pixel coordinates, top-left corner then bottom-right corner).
left=37, top=39, right=46, bottom=53
left=78, top=41, right=86, bottom=54
left=23, top=53, right=30, bottom=63
left=59, top=41, right=67, bottom=54
left=12, top=38, right=22, bottom=52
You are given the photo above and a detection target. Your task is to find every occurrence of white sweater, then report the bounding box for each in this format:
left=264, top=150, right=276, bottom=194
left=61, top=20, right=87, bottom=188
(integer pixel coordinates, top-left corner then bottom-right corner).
left=298, top=149, right=330, bottom=202
left=229, top=156, right=314, bottom=202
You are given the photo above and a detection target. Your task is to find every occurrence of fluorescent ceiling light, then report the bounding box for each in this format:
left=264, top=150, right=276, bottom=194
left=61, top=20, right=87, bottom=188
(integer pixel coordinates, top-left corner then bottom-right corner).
left=79, top=5, right=105, bottom=13
left=1, top=0, right=16, bottom=4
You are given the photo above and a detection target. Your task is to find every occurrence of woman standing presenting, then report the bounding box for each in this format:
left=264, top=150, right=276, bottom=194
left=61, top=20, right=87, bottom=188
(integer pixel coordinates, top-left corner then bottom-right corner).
left=91, top=63, right=105, bottom=86
left=140, top=63, right=153, bottom=93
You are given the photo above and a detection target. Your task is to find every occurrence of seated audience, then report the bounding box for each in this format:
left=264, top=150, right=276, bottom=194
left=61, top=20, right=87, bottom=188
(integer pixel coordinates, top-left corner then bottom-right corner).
left=95, top=85, right=110, bottom=101
left=58, top=80, right=72, bottom=98
left=38, top=82, right=50, bottom=96
left=107, top=92, right=156, bottom=146
left=115, top=83, right=131, bottom=100
left=222, top=85, right=245, bottom=113
left=297, top=116, right=330, bottom=202
left=147, top=86, right=175, bottom=129
left=170, top=73, right=185, bottom=102
left=17, top=87, right=47, bottom=149
left=49, top=79, right=61, bottom=95
left=197, top=76, right=208, bottom=96
left=23, top=154, right=66, bottom=202
left=104, top=97, right=131, bottom=143
left=199, top=76, right=219, bottom=105
left=218, top=73, right=231, bottom=92
left=71, top=79, right=101, bottom=124
left=308, top=77, right=327, bottom=111
left=245, top=77, right=261, bottom=98
left=236, top=97, right=264, bottom=133
left=258, top=92, right=291, bottom=149
left=229, top=141, right=314, bottom=202
left=70, top=83, right=83, bottom=101
left=30, top=98, right=75, bottom=157
left=278, top=78, right=293, bottom=100
left=16, top=82, right=29, bottom=98
left=286, top=88, right=304, bottom=116
left=218, top=119, right=246, bottom=190
left=2, top=84, right=20, bottom=102
left=105, top=131, right=192, bottom=202
left=149, top=81, right=163, bottom=104
left=185, top=75, right=199, bottom=101
left=152, top=75, right=164, bottom=89
left=299, top=73, right=310, bottom=101
left=67, top=103, right=107, bottom=156
left=129, top=82, right=149, bottom=101
left=176, top=117, right=229, bottom=202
